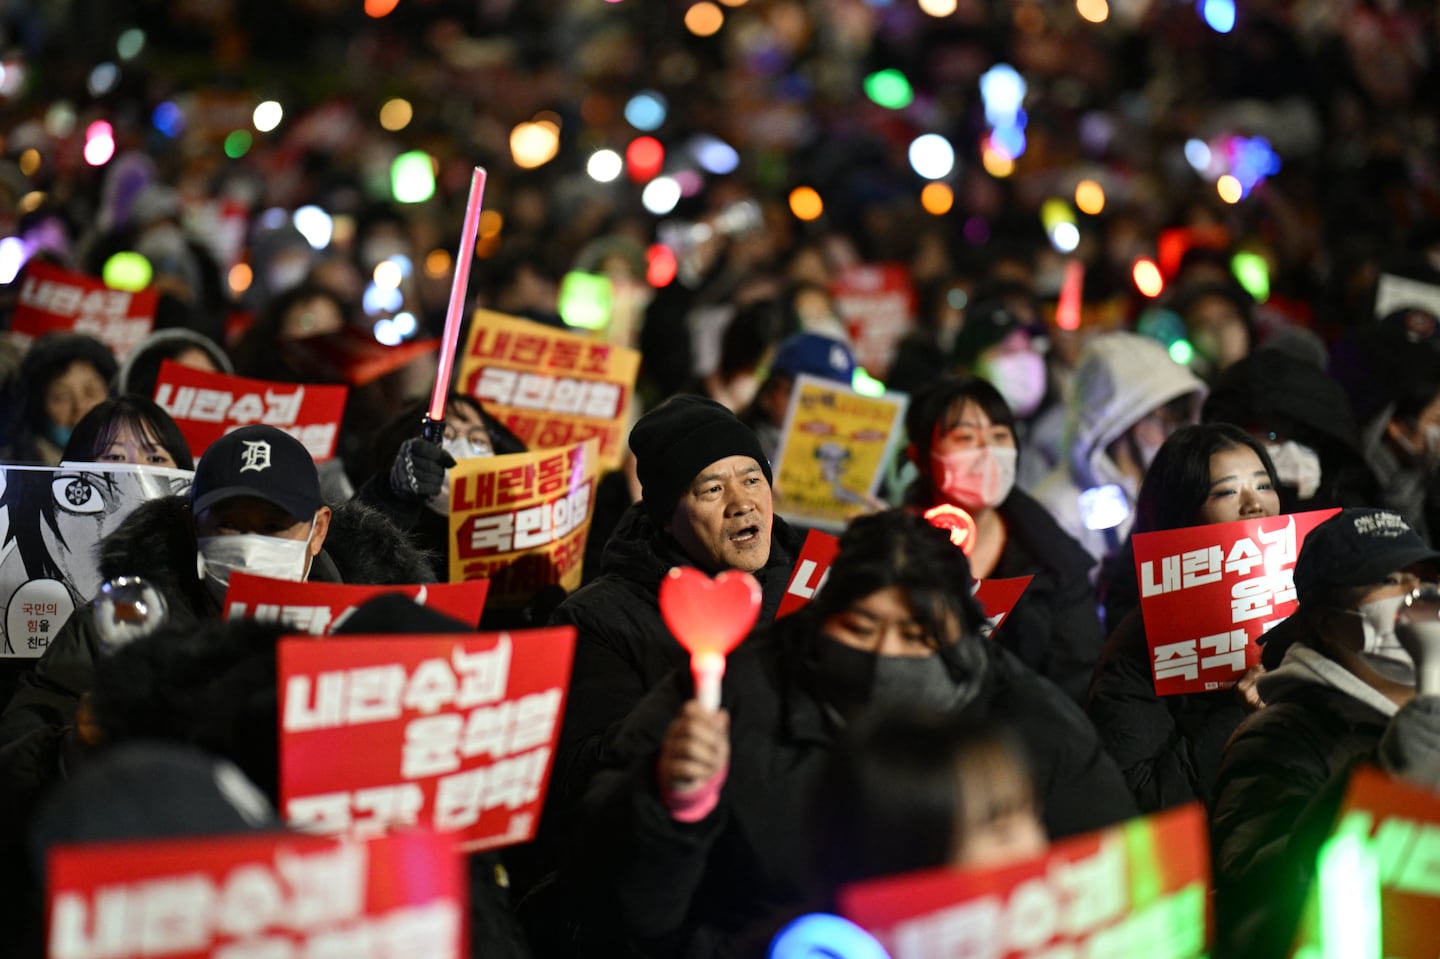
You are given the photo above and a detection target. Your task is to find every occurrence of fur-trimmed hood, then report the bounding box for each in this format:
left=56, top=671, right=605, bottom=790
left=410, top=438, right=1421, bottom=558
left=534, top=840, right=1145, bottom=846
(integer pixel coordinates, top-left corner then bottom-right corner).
left=97, top=495, right=437, bottom=620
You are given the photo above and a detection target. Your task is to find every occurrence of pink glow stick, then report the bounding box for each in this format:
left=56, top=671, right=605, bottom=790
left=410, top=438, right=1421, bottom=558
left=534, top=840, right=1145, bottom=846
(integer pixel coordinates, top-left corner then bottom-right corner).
left=424, top=166, right=488, bottom=439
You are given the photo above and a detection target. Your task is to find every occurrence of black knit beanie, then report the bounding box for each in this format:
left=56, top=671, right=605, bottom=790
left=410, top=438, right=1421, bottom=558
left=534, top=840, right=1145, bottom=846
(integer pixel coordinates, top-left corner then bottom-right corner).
left=629, top=394, right=772, bottom=527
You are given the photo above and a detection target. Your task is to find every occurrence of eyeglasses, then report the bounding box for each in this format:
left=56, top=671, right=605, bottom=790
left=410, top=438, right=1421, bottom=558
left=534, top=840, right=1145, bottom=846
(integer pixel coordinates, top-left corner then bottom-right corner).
left=442, top=424, right=493, bottom=457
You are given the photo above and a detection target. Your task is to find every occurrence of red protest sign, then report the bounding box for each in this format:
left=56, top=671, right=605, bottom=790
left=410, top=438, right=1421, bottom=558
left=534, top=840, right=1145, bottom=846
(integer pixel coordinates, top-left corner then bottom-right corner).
left=46, top=829, right=466, bottom=959
left=830, top=263, right=916, bottom=380
left=280, top=325, right=442, bottom=387
left=223, top=574, right=489, bottom=634
left=777, top=528, right=1031, bottom=636
left=1289, top=765, right=1440, bottom=958
left=1133, top=509, right=1339, bottom=696
left=152, top=359, right=349, bottom=462
left=279, top=626, right=575, bottom=852
left=11, top=260, right=157, bottom=360
left=839, top=803, right=1211, bottom=959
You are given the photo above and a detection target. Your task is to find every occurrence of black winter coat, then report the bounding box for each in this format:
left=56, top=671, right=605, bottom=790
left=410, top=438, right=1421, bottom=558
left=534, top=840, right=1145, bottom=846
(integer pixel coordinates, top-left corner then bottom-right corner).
left=1210, top=664, right=1440, bottom=957
left=1086, top=609, right=1248, bottom=812
left=545, top=502, right=803, bottom=811
left=987, top=488, right=1105, bottom=706
left=566, top=613, right=1137, bottom=958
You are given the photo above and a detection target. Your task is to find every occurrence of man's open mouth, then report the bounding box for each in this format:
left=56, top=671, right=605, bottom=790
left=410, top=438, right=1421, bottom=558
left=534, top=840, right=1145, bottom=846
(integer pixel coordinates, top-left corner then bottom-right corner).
left=728, top=524, right=761, bottom=544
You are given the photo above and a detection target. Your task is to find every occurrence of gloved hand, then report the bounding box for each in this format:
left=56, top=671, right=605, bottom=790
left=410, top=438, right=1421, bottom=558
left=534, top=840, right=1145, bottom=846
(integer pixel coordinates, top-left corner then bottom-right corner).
left=389, top=437, right=456, bottom=503
left=1396, top=586, right=1440, bottom=696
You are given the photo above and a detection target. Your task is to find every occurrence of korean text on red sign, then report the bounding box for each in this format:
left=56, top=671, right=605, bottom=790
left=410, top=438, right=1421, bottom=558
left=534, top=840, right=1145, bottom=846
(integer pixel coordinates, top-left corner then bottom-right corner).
left=46, top=829, right=466, bottom=959
left=279, top=626, right=575, bottom=852
left=839, top=803, right=1210, bottom=959
left=153, top=359, right=349, bottom=461
left=11, top=260, right=157, bottom=360
left=1133, top=509, right=1339, bottom=696
left=223, top=574, right=490, bottom=634
left=457, top=309, right=640, bottom=469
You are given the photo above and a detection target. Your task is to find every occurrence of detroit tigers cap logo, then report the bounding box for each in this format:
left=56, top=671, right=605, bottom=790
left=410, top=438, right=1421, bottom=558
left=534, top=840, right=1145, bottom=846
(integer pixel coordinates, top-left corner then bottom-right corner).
left=239, top=439, right=272, bottom=473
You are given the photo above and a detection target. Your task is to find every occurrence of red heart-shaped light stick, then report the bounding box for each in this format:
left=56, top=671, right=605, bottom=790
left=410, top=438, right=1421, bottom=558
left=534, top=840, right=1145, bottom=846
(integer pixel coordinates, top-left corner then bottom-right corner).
left=923, top=503, right=978, bottom=557
left=659, top=566, right=763, bottom=711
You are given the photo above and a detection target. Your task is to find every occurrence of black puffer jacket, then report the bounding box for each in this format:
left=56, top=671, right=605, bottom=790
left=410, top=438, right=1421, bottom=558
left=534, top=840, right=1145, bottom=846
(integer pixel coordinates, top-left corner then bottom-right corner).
left=1086, top=609, right=1248, bottom=812
left=0, top=495, right=434, bottom=787
left=985, top=488, right=1106, bottom=706
left=564, top=613, right=1137, bottom=958
left=546, top=502, right=803, bottom=811
left=1210, top=646, right=1440, bottom=957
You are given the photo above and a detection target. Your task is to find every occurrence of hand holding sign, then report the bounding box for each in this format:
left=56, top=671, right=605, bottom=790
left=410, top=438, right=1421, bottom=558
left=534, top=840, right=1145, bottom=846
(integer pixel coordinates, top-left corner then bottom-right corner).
left=659, top=566, right=762, bottom=711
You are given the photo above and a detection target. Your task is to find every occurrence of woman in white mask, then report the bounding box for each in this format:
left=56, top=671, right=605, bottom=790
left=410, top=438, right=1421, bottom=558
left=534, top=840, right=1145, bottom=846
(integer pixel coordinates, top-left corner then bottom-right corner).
left=1211, top=508, right=1440, bottom=956
left=901, top=377, right=1105, bottom=705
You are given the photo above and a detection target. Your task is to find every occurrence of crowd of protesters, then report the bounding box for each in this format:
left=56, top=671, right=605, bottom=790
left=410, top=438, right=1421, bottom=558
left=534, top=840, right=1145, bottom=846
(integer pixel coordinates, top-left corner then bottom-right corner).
left=2, top=1, right=1440, bottom=956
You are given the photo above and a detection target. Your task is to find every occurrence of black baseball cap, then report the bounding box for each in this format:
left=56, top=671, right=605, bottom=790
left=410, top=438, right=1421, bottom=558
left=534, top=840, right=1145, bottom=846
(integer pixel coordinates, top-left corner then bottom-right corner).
left=191, top=424, right=322, bottom=521
left=1293, top=508, right=1440, bottom=606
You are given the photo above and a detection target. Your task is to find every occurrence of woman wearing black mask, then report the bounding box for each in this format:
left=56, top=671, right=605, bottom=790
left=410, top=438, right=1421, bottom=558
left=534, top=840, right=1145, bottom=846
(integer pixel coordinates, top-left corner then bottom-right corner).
left=558, top=510, right=1134, bottom=959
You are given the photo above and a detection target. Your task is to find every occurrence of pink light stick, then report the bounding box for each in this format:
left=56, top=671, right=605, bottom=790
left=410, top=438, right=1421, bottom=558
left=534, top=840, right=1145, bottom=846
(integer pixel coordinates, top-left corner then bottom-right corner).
left=423, top=166, right=488, bottom=443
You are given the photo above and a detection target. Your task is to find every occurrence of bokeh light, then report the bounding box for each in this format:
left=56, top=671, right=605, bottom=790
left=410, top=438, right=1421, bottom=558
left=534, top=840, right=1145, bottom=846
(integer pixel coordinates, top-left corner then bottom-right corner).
left=921, top=182, right=954, bottom=215
left=685, top=2, right=724, bottom=36
left=1075, top=179, right=1105, bottom=215
left=1050, top=222, right=1080, bottom=253
left=588, top=149, right=624, bottom=183
left=626, top=137, right=665, bottom=183
left=117, top=28, right=146, bottom=61
left=253, top=100, right=283, bottom=133
left=152, top=101, right=184, bottom=138
left=478, top=210, right=504, bottom=240
left=228, top=263, right=253, bottom=295
left=374, top=259, right=404, bottom=290
left=624, top=91, right=668, bottom=131
left=292, top=206, right=333, bottom=250
left=103, top=252, right=153, bottom=291
left=1076, top=0, right=1109, bottom=23
left=84, top=121, right=115, bottom=166
left=88, top=63, right=120, bottom=97
left=510, top=121, right=560, bottom=169
left=365, top=0, right=400, bottom=17
left=18, top=149, right=41, bottom=176
left=425, top=249, right=452, bottom=278
left=223, top=130, right=252, bottom=159
left=981, top=141, right=1015, bottom=178
left=391, top=150, right=435, bottom=203
left=691, top=135, right=740, bottom=174
left=1216, top=174, right=1242, bottom=204
left=789, top=186, right=824, bottom=221
left=1184, top=138, right=1212, bottom=175
left=379, top=98, right=412, bottom=132
left=642, top=176, right=682, bottom=215
left=919, top=0, right=958, bottom=16
left=647, top=244, right=678, bottom=287
left=1231, top=252, right=1270, bottom=303
left=1132, top=258, right=1165, bottom=298
left=1200, top=0, right=1236, bottom=33
left=863, top=69, right=914, bottom=110
left=909, top=134, right=956, bottom=180
left=0, top=237, right=27, bottom=284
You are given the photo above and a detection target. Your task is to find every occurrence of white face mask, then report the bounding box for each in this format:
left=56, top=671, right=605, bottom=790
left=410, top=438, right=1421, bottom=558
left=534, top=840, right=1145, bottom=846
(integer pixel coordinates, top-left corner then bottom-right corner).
left=931, top=446, right=1017, bottom=512
left=980, top=351, right=1048, bottom=419
left=1266, top=441, right=1322, bottom=500
left=1351, top=594, right=1415, bottom=685
left=197, top=522, right=315, bottom=603
left=426, top=436, right=495, bottom=515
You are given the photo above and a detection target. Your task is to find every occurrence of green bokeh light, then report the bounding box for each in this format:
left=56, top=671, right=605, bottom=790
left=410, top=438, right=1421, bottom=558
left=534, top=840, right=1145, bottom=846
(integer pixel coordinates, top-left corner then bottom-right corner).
left=852, top=368, right=886, bottom=397
left=391, top=150, right=436, bottom=204
left=558, top=271, right=613, bottom=330
left=223, top=130, right=252, bottom=159
left=102, top=251, right=153, bottom=291
left=1231, top=252, right=1270, bottom=303
left=1168, top=340, right=1195, bottom=366
left=863, top=69, right=914, bottom=110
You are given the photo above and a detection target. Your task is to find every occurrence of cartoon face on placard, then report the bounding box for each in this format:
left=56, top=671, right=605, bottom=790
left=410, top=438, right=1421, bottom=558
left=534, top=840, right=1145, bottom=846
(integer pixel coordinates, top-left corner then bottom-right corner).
left=0, top=464, right=192, bottom=658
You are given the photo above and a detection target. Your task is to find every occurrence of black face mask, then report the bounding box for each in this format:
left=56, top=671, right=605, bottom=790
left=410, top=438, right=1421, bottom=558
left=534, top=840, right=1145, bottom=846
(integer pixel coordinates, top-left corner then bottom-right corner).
left=809, top=637, right=970, bottom=723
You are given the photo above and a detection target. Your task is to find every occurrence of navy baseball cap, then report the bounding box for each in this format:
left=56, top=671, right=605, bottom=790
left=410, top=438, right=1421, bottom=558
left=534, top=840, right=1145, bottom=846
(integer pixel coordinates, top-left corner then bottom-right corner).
left=191, top=424, right=322, bottom=520
left=1293, top=508, right=1440, bottom=606
left=771, top=333, right=856, bottom=384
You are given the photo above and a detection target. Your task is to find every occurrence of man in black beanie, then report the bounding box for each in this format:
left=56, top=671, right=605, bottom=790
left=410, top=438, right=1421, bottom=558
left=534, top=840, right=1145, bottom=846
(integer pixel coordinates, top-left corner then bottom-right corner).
left=518, top=395, right=802, bottom=897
